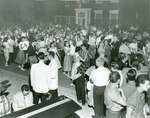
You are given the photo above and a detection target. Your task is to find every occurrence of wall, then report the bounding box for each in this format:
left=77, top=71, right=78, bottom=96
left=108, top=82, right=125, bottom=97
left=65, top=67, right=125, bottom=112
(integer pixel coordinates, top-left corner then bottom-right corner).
left=0, top=0, right=58, bottom=25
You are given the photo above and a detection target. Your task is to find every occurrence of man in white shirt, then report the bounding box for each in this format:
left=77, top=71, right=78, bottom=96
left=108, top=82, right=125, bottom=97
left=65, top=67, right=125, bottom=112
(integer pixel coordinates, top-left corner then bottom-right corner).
left=30, top=52, right=50, bottom=104
left=7, top=37, right=15, bottom=64
left=48, top=51, right=58, bottom=101
left=90, top=57, right=111, bottom=118
left=12, top=84, right=33, bottom=111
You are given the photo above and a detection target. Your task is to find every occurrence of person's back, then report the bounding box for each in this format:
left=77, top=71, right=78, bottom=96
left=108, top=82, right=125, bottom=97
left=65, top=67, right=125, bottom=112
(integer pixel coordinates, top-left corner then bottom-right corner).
left=31, top=61, right=50, bottom=93
left=122, top=69, right=137, bottom=99
left=30, top=52, right=50, bottom=104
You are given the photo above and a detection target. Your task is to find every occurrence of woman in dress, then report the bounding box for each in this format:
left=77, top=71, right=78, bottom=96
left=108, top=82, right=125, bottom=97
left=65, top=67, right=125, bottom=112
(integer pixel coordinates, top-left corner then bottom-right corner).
left=69, top=40, right=76, bottom=66
left=2, top=37, right=10, bottom=66
left=104, top=40, right=111, bottom=68
left=98, top=41, right=105, bottom=58
left=15, top=37, right=26, bottom=71
left=63, top=41, right=72, bottom=76
left=48, top=42, right=61, bottom=69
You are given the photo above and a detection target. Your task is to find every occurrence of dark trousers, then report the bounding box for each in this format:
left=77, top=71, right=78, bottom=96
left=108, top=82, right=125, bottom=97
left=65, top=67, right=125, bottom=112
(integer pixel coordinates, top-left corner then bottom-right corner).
left=9, top=52, right=14, bottom=64
left=58, top=49, right=65, bottom=66
left=106, top=110, right=121, bottom=118
left=33, top=91, right=48, bottom=105
left=49, top=89, right=58, bottom=101
left=93, top=85, right=106, bottom=118
left=74, top=77, right=86, bottom=105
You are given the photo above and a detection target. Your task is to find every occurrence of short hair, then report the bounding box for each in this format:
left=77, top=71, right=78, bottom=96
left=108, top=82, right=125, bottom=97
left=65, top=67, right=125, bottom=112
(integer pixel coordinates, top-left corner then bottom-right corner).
left=21, top=84, right=30, bottom=91
left=132, top=61, right=140, bottom=70
left=111, top=62, right=119, bottom=70
left=127, top=69, right=137, bottom=81
left=109, top=71, right=120, bottom=83
left=3, top=37, right=8, bottom=42
left=96, top=57, right=105, bottom=66
left=64, top=41, right=68, bottom=47
left=49, top=51, right=55, bottom=58
left=136, top=74, right=149, bottom=87
left=37, top=52, right=45, bottom=60
left=90, top=59, right=95, bottom=66
left=75, top=47, right=81, bottom=52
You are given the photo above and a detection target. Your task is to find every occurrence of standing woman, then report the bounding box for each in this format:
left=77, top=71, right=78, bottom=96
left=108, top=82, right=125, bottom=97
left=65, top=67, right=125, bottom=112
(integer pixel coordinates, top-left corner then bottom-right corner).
left=69, top=40, right=76, bottom=67
left=98, top=40, right=105, bottom=58
left=49, top=42, right=61, bottom=69
left=26, top=42, right=38, bottom=66
left=63, top=41, right=72, bottom=76
left=104, top=40, right=111, bottom=68
left=15, top=37, right=26, bottom=71
left=2, top=37, right=10, bottom=66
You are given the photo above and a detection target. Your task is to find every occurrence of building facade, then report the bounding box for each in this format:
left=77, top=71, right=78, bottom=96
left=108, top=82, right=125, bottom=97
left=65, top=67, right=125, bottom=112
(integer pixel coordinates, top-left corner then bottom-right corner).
left=56, top=0, right=150, bottom=29
left=56, top=0, right=120, bottom=28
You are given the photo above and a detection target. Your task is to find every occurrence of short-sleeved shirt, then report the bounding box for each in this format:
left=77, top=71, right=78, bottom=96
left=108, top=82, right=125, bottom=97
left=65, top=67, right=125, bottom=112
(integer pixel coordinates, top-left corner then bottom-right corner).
left=127, top=90, right=145, bottom=118
left=104, top=84, right=125, bottom=111
left=90, top=66, right=111, bottom=87
left=122, top=82, right=136, bottom=99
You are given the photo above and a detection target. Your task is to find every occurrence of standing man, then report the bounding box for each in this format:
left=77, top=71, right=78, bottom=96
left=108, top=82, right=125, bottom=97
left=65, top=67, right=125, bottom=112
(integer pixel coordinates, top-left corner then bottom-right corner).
left=30, top=52, right=50, bottom=104
left=8, top=36, right=15, bottom=65
left=48, top=51, right=59, bottom=101
left=90, top=57, right=111, bottom=118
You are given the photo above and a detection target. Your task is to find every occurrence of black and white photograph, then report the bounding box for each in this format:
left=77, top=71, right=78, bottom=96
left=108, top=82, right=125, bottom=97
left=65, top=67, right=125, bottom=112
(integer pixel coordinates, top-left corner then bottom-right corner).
left=0, top=0, right=150, bottom=118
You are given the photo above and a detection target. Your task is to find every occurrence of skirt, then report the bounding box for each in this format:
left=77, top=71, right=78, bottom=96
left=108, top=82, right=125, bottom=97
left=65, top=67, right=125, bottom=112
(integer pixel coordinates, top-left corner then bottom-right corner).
left=63, top=55, right=72, bottom=72
left=15, top=50, right=25, bottom=65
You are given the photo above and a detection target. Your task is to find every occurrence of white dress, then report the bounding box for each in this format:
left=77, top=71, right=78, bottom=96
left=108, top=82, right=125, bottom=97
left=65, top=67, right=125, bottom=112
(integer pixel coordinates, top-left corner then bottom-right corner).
left=49, top=47, right=61, bottom=69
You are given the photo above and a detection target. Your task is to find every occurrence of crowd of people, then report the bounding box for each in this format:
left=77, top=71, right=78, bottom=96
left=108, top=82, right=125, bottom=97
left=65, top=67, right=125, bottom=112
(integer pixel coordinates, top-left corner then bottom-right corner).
left=0, top=24, right=150, bottom=118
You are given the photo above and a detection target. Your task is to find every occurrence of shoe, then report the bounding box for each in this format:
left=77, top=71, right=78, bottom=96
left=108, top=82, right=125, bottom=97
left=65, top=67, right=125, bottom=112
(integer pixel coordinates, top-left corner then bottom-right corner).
left=5, top=64, right=8, bottom=66
left=70, top=83, right=75, bottom=87
left=92, top=115, right=95, bottom=118
left=77, top=100, right=82, bottom=103
left=20, top=67, right=25, bottom=71
left=18, top=65, right=21, bottom=68
left=88, top=104, right=94, bottom=109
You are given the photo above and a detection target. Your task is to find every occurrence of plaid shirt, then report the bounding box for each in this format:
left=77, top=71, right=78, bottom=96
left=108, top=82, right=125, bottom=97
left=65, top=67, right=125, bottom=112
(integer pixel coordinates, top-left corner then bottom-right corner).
left=77, top=62, right=89, bottom=76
